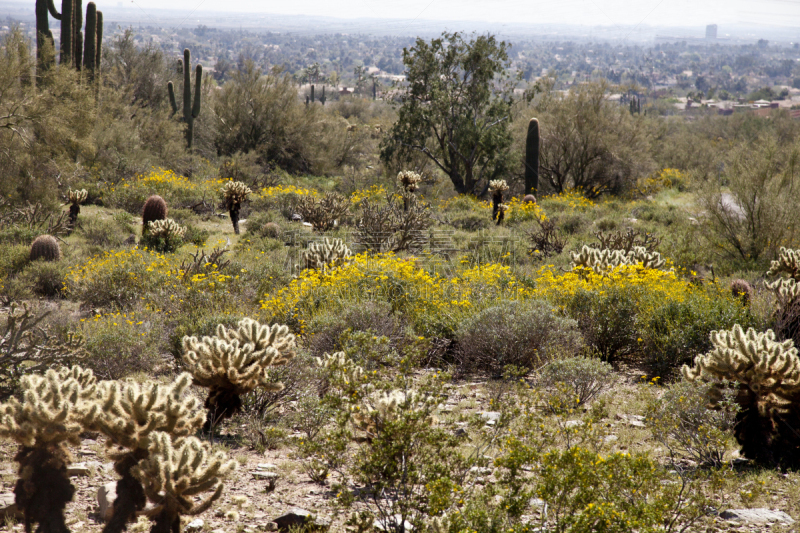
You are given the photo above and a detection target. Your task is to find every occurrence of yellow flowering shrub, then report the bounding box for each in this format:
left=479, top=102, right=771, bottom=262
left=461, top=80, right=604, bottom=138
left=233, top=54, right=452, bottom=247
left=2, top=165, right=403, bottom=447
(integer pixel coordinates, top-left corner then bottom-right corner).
left=105, top=168, right=225, bottom=213
left=539, top=189, right=595, bottom=212
left=349, top=185, right=387, bottom=204
left=65, top=247, right=233, bottom=309
left=636, top=168, right=689, bottom=196
left=533, top=264, right=755, bottom=374
left=505, top=197, right=547, bottom=223
left=260, top=253, right=534, bottom=338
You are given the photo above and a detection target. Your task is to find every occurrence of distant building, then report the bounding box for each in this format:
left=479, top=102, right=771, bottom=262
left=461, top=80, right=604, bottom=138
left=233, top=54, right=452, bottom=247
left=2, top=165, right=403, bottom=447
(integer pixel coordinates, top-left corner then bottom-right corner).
left=706, top=25, right=718, bottom=40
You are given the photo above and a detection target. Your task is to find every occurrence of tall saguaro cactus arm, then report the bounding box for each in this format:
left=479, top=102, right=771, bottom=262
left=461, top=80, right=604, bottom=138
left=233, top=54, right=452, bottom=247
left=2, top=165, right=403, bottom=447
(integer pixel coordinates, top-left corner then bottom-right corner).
left=83, top=2, right=96, bottom=74
left=525, top=118, right=540, bottom=196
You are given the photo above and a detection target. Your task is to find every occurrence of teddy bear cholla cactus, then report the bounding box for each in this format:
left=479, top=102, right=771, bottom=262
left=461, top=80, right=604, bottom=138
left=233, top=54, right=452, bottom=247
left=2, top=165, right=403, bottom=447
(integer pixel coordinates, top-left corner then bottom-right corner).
left=131, top=432, right=237, bottom=533
left=767, top=247, right=800, bottom=281
left=66, top=188, right=88, bottom=230
left=398, top=170, right=422, bottom=192
left=489, top=179, right=509, bottom=222
left=300, top=237, right=352, bottom=272
left=682, top=325, right=800, bottom=467
left=296, top=192, right=350, bottom=232
left=182, top=318, right=296, bottom=429
left=0, top=366, right=99, bottom=533
left=222, top=180, right=252, bottom=235
left=95, top=374, right=205, bottom=533
left=147, top=218, right=186, bottom=240
left=351, top=390, right=435, bottom=441
left=570, top=245, right=666, bottom=275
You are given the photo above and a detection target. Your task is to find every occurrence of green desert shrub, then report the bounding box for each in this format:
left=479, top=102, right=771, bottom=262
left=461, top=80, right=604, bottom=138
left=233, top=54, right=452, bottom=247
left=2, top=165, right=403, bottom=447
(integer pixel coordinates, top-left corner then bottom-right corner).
left=18, top=261, right=67, bottom=298
left=537, top=356, right=615, bottom=407
left=455, top=299, right=584, bottom=376
left=80, top=310, right=167, bottom=379
left=646, top=379, right=738, bottom=467
left=78, top=217, right=130, bottom=248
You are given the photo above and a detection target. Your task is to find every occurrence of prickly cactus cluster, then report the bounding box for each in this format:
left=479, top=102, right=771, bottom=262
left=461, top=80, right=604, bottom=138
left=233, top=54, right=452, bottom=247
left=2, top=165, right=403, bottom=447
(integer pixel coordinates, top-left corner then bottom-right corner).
left=182, top=318, right=296, bottom=428
left=300, top=237, right=352, bottom=272
left=569, top=244, right=666, bottom=274
left=488, top=179, right=509, bottom=195
left=765, top=247, right=800, bottom=345
left=147, top=218, right=186, bottom=240
left=29, top=234, right=61, bottom=261
left=398, top=170, right=422, bottom=192
left=683, top=325, right=800, bottom=467
left=222, top=180, right=252, bottom=205
left=67, top=188, right=87, bottom=206
left=767, top=247, right=800, bottom=281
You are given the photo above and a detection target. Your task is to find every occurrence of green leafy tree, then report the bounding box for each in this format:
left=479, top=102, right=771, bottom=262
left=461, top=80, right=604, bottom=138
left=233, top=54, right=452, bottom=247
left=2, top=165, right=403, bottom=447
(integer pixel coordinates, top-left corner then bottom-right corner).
left=381, top=32, right=517, bottom=195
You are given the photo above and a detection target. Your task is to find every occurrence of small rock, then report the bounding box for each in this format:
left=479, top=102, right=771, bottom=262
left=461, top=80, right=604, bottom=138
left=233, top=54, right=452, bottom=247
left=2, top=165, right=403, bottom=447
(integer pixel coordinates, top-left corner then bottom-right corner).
left=68, top=463, right=90, bottom=476
left=480, top=411, right=501, bottom=426
left=374, top=515, right=414, bottom=532
left=615, top=414, right=646, bottom=428
left=257, top=463, right=278, bottom=470
left=718, top=509, right=795, bottom=525
left=604, top=435, right=618, bottom=443
left=0, top=493, right=23, bottom=519
left=291, top=214, right=303, bottom=222
left=264, top=523, right=279, bottom=532
left=529, top=498, right=546, bottom=509
left=252, top=471, right=279, bottom=481
left=211, top=529, right=225, bottom=533
left=97, top=482, right=117, bottom=522
left=274, top=508, right=329, bottom=532
left=186, top=519, right=205, bottom=532
left=454, top=428, right=468, bottom=438
left=565, top=420, right=584, bottom=428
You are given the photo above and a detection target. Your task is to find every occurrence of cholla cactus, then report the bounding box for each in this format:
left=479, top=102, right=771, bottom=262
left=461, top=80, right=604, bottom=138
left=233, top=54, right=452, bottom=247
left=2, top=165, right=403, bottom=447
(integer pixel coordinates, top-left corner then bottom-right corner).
left=488, top=179, right=509, bottom=195
left=132, top=432, right=237, bottom=533
left=95, top=374, right=205, bottom=533
left=222, top=181, right=252, bottom=235
left=147, top=218, right=186, bottom=239
left=68, top=188, right=88, bottom=206
left=429, top=514, right=450, bottom=533
left=316, top=351, right=365, bottom=389
left=300, top=237, right=352, bottom=272
left=182, top=318, right=296, bottom=428
left=767, top=247, right=800, bottom=281
left=489, top=179, right=509, bottom=222
left=570, top=245, right=665, bottom=275
left=496, top=203, right=508, bottom=225
left=296, top=192, right=350, bottom=232
left=682, top=325, right=800, bottom=467
left=765, top=278, right=800, bottom=303
left=0, top=366, right=99, bottom=533
left=398, top=170, right=422, bottom=193
left=351, top=390, right=434, bottom=441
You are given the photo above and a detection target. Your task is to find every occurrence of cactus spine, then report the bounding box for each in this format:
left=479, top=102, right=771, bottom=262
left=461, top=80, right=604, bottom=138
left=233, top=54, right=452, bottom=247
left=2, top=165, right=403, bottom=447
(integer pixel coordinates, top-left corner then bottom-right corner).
left=168, top=48, right=202, bottom=150
left=525, top=118, right=540, bottom=196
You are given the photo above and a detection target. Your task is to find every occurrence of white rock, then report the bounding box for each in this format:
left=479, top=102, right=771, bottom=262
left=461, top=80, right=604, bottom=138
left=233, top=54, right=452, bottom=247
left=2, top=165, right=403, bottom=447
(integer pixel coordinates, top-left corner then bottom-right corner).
left=97, top=482, right=117, bottom=522
left=718, top=509, right=795, bottom=525
left=186, top=519, right=205, bottom=532
left=257, top=463, right=278, bottom=470
left=68, top=463, right=90, bottom=476
left=565, top=420, right=584, bottom=428
left=0, top=493, right=22, bottom=519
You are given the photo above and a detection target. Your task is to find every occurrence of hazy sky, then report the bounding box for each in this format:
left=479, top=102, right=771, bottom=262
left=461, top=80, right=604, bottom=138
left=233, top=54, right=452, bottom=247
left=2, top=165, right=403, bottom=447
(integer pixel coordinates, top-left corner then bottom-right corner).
left=121, top=0, right=800, bottom=29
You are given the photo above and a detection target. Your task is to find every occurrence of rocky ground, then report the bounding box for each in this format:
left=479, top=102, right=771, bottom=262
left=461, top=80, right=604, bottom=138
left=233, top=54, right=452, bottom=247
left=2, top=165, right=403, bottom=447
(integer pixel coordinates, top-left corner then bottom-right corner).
left=0, top=371, right=799, bottom=532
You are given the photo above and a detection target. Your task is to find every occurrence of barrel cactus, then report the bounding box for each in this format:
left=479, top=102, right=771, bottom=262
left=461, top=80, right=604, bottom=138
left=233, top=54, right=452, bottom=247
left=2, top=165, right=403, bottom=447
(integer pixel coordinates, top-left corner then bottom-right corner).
left=222, top=180, right=252, bottom=235
left=731, top=279, right=754, bottom=306
left=29, top=234, right=61, bottom=261
left=682, top=325, right=800, bottom=467
left=142, top=195, right=168, bottom=229
left=261, top=222, right=281, bottom=240
left=181, top=318, right=296, bottom=429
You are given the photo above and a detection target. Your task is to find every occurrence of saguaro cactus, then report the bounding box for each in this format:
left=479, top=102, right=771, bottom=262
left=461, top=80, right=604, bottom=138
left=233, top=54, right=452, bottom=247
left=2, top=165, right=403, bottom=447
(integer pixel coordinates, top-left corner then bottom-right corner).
left=310, top=84, right=315, bottom=103
left=525, top=118, right=540, bottom=196
left=82, top=2, right=103, bottom=80
left=35, top=0, right=60, bottom=70
left=320, top=86, right=326, bottom=105
left=168, top=48, right=202, bottom=150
